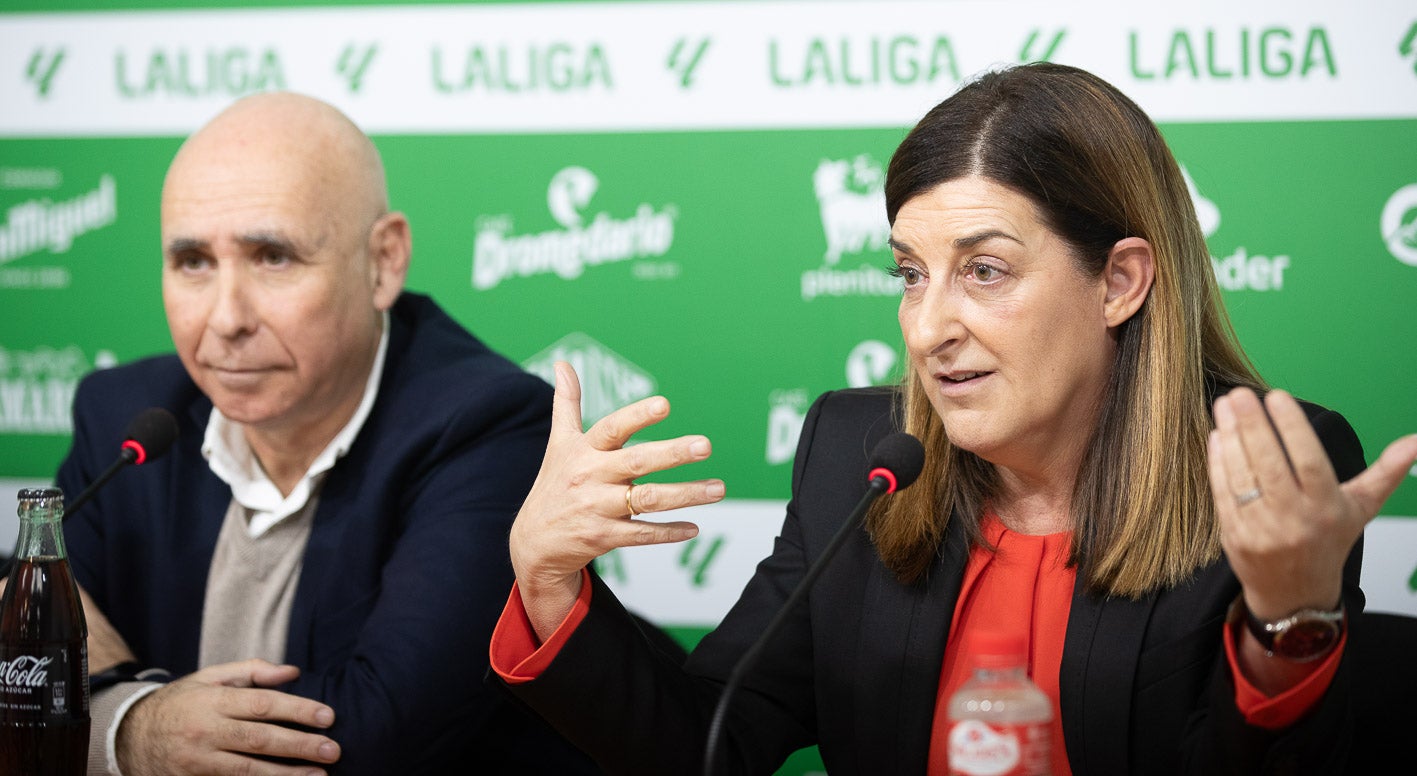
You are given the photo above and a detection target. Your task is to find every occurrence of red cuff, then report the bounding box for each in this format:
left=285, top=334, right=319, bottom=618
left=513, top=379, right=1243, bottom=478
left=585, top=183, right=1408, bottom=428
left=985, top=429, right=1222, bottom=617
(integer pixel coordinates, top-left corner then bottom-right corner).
left=1224, top=616, right=1346, bottom=729
left=489, top=569, right=594, bottom=685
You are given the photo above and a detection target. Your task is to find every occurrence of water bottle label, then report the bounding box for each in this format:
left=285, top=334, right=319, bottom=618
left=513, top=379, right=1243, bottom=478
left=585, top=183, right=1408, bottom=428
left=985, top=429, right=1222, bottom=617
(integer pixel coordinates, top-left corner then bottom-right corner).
left=947, top=719, right=1050, bottom=776
left=0, top=645, right=87, bottom=718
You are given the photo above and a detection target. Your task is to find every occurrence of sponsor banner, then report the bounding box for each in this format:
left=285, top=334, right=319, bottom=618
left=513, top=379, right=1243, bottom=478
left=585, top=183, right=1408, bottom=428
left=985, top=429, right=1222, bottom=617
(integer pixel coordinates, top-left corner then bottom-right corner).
left=1361, top=516, right=1417, bottom=617
left=1, top=1, right=1415, bottom=137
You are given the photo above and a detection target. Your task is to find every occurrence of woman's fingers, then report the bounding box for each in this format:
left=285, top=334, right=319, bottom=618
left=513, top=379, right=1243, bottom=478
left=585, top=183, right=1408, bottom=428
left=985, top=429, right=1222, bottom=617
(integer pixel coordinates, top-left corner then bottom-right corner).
left=1342, top=433, right=1417, bottom=520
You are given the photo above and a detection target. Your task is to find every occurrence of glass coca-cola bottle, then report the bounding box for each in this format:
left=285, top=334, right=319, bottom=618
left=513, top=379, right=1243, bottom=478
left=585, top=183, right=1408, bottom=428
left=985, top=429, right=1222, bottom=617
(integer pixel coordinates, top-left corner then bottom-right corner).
left=0, top=487, right=89, bottom=774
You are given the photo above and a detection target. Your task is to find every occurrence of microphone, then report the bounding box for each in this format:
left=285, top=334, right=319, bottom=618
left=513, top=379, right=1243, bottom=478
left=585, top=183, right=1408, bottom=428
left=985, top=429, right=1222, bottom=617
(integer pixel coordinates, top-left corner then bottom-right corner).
left=62, top=407, right=179, bottom=520
left=702, top=432, right=925, bottom=776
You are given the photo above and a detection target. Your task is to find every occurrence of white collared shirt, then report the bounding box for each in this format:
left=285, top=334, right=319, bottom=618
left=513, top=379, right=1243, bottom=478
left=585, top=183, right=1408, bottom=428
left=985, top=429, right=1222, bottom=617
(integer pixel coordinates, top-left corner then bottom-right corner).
left=201, top=311, right=390, bottom=536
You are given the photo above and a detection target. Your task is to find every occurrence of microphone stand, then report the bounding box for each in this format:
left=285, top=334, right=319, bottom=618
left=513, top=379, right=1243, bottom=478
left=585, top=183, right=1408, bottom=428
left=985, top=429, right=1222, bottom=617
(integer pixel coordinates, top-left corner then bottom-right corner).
left=702, top=476, right=889, bottom=776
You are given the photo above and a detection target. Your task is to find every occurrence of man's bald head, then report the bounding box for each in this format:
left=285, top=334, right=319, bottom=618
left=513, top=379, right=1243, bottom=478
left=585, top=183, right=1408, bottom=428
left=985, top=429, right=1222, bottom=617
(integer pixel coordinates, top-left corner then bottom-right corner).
left=165, top=92, right=389, bottom=232
left=158, top=91, right=410, bottom=461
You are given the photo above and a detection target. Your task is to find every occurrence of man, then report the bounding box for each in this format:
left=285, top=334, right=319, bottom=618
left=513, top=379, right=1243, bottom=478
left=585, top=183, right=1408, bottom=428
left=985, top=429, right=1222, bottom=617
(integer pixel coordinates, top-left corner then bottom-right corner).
left=57, top=92, right=597, bottom=775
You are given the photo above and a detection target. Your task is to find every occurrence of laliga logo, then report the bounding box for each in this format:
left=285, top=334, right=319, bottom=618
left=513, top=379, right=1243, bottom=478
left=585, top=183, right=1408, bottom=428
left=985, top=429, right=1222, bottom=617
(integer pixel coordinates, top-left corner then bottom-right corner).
left=1381, top=183, right=1417, bottom=267
left=471, top=166, right=677, bottom=290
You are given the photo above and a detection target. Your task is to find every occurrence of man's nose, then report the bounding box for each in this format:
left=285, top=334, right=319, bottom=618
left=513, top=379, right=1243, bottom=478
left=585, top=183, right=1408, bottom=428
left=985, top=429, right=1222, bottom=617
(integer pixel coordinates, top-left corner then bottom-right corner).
left=207, top=267, right=258, bottom=339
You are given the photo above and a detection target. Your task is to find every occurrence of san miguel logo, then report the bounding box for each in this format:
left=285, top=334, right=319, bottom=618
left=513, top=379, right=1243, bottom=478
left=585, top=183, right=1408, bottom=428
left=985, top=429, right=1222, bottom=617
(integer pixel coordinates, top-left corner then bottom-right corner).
left=802, top=155, right=897, bottom=301
left=0, top=175, right=117, bottom=271
left=471, top=166, right=677, bottom=290
left=521, top=333, right=656, bottom=428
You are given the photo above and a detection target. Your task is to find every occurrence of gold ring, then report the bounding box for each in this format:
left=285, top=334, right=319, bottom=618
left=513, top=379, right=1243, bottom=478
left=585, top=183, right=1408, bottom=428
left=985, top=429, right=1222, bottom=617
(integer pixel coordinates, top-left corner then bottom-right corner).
left=625, top=484, right=639, bottom=517
left=1234, top=487, right=1262, bottom=507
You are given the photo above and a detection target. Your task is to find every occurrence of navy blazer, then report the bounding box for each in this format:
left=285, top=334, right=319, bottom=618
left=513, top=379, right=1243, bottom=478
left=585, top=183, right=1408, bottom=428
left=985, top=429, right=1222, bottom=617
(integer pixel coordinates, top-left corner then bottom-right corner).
left=507, top=387, right=1375, bottom=775
left=60, top=292, right=598, bottom=774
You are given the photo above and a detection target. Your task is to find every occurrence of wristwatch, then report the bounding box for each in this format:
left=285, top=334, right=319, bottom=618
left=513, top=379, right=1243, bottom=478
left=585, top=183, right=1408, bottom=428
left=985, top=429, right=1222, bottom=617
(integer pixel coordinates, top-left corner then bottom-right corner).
left=1229, top=596, right=1345, bottom=662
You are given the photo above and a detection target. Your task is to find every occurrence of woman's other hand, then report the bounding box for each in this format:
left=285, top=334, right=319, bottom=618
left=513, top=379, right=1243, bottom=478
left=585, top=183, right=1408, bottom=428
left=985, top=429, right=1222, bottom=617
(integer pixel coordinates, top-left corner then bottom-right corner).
left=1209, top=387, right=1417, bottom=620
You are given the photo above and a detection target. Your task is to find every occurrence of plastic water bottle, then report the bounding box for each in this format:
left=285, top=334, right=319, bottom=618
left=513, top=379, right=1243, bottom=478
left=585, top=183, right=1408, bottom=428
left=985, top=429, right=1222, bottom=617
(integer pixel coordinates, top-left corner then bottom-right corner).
left=945, top=631, right=1052, bottom=776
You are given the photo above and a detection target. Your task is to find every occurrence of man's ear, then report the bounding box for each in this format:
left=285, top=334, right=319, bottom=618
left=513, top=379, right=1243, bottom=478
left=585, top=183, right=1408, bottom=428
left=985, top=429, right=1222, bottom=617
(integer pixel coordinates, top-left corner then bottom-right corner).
left=1103, top=236, right=1155, bottom=328
left=368, top=212, right=411, bottom=311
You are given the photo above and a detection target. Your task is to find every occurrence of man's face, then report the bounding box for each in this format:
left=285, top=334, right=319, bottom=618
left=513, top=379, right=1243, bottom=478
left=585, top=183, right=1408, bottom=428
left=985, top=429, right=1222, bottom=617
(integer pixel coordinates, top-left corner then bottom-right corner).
left=160, top=145, right=384, bottom=436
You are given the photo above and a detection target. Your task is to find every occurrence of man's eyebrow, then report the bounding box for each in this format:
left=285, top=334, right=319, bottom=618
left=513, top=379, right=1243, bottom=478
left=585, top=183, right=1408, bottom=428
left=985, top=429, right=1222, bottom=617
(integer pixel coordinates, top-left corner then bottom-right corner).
left=165, top=237, right=208, bottom=256
left=236, top=232, right=301, bottom=254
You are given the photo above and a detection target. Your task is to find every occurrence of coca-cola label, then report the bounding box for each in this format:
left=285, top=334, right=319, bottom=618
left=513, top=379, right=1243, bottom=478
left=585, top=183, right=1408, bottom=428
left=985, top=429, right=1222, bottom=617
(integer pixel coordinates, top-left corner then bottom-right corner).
left=0, top=644, right=88, bottom=718
left=947, top=719, right=1050, bottom=776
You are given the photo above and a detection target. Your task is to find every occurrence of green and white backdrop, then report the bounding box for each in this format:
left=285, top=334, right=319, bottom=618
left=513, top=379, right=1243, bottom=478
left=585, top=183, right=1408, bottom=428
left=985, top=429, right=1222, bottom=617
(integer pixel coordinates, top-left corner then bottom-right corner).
left=2, top=1, right=1415, bottom=770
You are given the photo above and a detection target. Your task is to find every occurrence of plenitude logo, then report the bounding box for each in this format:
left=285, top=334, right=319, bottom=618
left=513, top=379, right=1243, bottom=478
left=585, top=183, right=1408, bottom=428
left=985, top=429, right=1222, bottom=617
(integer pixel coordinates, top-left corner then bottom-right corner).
left=1187, top=165, right=1292, bottom=292
left=521, top=333, right=657, bottom=428
left=1380, top=183, right=1417, bottom=267
left=472, top=166, right=678, bottom=290
left=0, top=345, right=114, bottom=435
left=801, top=155, right=897, bottom=302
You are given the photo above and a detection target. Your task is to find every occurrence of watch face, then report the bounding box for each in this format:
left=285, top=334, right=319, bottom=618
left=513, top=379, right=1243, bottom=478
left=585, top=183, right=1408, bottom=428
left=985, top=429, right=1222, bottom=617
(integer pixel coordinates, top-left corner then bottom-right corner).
left=1272, top=619, right=1341, bottom=661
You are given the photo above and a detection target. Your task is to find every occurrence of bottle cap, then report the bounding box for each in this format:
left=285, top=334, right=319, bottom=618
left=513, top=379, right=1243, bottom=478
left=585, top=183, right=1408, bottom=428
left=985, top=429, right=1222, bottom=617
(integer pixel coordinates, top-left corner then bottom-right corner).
left=17, top=487, right=63, bottom=501
left=969, top=630, right=1028, bottom=669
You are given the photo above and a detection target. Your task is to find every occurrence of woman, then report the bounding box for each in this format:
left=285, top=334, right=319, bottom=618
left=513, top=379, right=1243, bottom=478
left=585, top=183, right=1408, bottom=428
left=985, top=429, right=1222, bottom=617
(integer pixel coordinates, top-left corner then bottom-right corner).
left=491, top=63, right=1417, bottom=775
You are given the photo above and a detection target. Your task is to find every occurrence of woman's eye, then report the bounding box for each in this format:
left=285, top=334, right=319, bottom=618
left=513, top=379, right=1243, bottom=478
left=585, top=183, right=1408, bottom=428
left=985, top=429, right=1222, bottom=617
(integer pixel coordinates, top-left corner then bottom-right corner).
left=888, top=264, right=922, bottom=285
left=967, top=262, right=1001, bottom=282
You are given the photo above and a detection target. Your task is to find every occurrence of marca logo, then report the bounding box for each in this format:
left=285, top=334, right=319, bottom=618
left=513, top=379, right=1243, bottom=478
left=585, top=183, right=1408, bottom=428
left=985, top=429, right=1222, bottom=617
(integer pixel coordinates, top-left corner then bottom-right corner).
left=472, top=166, right=677, bottom=290
left=766, top=340, right=898, bottom=465
left=1187, top=166, right=1291, bottom=292
left=0, top=345, right=114, bottom=435
left=1380, top=183, right=1417, bottom=267
left=521, top=333, right=656, bottom=427
left=0, top=175, right=117, bottom=267
left=802, top=155, right=897, bottom=302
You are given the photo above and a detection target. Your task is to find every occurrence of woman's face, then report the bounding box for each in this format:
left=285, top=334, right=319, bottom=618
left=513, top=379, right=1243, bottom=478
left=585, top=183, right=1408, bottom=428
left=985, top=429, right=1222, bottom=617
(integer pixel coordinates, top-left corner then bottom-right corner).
left=892, top=176, right=1117, bottom=478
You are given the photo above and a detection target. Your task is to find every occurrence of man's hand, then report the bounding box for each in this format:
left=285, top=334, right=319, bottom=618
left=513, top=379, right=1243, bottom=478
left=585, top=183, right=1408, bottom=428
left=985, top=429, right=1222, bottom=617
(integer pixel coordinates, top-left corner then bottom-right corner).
left=117, top=659, right=341, bottom=776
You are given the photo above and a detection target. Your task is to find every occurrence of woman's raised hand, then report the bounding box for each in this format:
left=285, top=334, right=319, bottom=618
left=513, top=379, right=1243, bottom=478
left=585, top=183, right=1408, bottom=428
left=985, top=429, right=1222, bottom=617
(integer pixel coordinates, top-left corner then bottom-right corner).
left=510, top=361, right=726, bottom=640
left=1208, top=387, right=1417, bottom=622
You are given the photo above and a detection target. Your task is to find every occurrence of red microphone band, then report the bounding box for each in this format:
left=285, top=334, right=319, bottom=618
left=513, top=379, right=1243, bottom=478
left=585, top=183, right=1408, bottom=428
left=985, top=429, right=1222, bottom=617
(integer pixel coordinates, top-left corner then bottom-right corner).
left=121, top=439, right=148, bottom=466
left=867, top=467, right=898, bottom=494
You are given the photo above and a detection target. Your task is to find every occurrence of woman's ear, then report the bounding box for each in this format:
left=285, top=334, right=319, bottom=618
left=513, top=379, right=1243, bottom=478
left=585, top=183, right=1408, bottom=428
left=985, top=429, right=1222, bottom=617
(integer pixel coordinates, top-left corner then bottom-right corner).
left=1103, top=237, right=1155, bottom=328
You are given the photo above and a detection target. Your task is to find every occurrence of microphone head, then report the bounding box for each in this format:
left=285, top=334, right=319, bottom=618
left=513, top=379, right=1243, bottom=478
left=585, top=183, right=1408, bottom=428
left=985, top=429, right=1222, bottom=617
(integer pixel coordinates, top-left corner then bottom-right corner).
left=867, top=432, right=926, bottom=494
left=122, top=407, right=179, bottom=465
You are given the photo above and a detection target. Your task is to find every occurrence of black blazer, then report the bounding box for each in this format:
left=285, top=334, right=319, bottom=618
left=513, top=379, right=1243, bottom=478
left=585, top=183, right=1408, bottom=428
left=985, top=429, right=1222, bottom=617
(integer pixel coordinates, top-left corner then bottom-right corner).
left=59, top=292, right=599, bottom=775
left=507, top=387, right=1373, bottom=775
